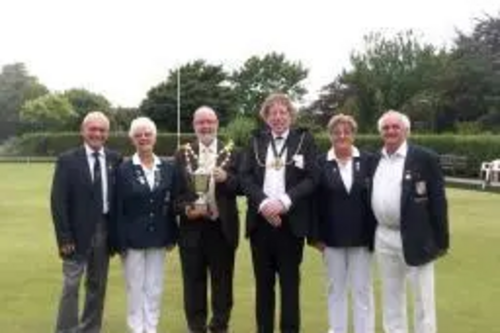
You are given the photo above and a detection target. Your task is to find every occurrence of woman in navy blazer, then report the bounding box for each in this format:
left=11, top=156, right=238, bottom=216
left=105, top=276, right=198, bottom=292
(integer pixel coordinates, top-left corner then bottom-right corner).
left=114, top=116, right=178, bottom=333
left=311, top=114, right=376, bottom=333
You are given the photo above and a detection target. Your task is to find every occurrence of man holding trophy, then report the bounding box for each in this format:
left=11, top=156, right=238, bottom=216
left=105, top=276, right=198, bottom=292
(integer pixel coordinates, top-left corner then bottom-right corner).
left=175, top=106, right=240, bottom=333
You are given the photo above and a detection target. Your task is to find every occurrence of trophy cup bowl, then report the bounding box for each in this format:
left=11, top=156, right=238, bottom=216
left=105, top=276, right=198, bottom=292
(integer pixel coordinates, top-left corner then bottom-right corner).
left=192, top=169, right=211, bottom=213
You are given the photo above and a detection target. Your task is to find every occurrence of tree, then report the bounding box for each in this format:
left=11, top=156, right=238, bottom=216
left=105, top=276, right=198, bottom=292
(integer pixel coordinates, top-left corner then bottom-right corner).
left=108, top=107, right=142, bottom=131
left=63, top=88, right=111, bottom=127
left=443, top=13, right=500, bottom=129
left=140, top=60, right=236, bottom=131
left=0, top=63, right=48, bottom=138
left=310, top=31, right=450, bottom=132
left=231, top=52, right=308, bottom=116
left=20, top=93, right=76, bottom=132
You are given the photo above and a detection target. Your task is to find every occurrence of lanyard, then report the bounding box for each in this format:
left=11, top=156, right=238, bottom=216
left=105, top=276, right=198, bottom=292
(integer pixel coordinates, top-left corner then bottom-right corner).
left=270, top=136, right=287, bottom=159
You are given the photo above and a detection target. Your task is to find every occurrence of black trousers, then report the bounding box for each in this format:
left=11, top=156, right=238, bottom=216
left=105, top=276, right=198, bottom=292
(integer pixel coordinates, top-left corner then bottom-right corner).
left=250, top=218, right=304, bottom=333
left=179, top=219, right=236, bottom=333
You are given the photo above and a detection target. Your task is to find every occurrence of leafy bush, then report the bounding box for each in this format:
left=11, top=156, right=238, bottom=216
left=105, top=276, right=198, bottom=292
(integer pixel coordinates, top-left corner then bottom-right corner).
left=7, top=131, right=500, bottom=177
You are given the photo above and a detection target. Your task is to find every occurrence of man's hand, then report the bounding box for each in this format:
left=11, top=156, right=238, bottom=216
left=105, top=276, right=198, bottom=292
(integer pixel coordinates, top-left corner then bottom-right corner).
left=260, top=199, right=286, bottom=227
left=212, top=167, right=227, bottom=183
left=60, top=242, right=75, bottom=257
left=312, top=241, right=326, bottom=253
left=185, top=205, right=209, bottom=220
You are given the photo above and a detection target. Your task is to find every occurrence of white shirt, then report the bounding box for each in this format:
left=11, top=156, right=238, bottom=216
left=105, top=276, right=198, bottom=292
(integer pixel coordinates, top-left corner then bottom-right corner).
left=326, top=146, right=360, bottom=193
left=261, top=130, right=292, bottom=210
left=84, top=144, right=108, bottom=214
left=132, top=153, right=161, bottom=190
left=198, top=139, right=218, bottom=172
left=371, top=141, right=408, bottom=230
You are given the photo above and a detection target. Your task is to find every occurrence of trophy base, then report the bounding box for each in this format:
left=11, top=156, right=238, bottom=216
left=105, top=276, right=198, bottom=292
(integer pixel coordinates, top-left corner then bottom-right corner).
left=193, top=201, right=209, bottom=215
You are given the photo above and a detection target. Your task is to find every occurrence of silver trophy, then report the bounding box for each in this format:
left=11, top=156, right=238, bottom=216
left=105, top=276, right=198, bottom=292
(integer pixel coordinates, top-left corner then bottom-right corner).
left=192, top=168, right=211, bottom=213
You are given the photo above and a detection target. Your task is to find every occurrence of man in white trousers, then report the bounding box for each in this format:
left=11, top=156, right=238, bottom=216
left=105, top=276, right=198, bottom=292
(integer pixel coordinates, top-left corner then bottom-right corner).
left=370, top=110, right=449, bottom=333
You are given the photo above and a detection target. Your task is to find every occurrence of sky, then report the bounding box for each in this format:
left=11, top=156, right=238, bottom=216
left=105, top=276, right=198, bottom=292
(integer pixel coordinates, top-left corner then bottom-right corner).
left=0, top=0, right=498, bottom=107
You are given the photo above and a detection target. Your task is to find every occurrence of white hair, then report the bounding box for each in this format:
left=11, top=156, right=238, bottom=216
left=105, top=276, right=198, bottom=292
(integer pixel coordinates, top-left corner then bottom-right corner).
left=128, top=116, right=157, bottom=138
left=193, top=105, right=218, bottom=121
left=81, top=111, right=110, bottom=128
left=377, top=110, right=411, bottom=133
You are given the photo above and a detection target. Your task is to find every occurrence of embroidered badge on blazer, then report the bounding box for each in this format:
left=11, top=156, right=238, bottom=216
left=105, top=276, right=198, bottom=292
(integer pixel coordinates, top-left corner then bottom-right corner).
left=415, top=181, right=427, bottom=195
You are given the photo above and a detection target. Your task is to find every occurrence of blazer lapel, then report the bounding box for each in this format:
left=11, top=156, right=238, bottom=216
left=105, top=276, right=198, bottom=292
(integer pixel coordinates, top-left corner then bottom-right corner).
left=255, top=132, right=269, bottom=184
left=188, top=142, right=200, bottom=172
left=349, top=156, right=363, bottom=195
left=285, top=129, right=300, bottom=185
left=77, top=147, right=93, bottom=188
left=401, top=145, right=415, bottom=214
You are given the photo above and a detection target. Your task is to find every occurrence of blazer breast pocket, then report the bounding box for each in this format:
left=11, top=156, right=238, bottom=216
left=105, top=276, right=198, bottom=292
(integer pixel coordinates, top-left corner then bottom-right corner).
left=414, top=196, right=429, bottom=204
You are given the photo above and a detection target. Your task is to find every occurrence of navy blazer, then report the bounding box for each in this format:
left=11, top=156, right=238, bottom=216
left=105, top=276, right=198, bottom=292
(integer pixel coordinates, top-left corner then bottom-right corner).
left=370, top=144, right=449, bottom=266
left=240, top=127, right=319, bottom=238
left=113, top=157, right=178, bottom=251
left=51, top=146, right=122, bottom=258
left=312, top=150, right=376, bottom=249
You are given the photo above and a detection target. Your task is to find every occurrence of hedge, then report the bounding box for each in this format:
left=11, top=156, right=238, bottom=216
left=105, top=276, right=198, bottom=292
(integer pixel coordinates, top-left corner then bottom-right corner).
left=5, top=132, right=500, bottom=177
left=316, top=134, right=500, bottom=177
left=5, top=132, right=227, bottom=157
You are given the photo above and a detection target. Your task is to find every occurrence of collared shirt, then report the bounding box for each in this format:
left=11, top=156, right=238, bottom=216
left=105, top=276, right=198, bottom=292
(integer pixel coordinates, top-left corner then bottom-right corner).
left=262, top=130, right=292, bottom=210
left=198, top=139, right=218, bottom=172
left=132, top=153, right=161, bottom=190
left=371, top=141, right=408, bottom=231
left=326, top=146, right=360, bottom=193
left=84, top=144, right=108, bottom=214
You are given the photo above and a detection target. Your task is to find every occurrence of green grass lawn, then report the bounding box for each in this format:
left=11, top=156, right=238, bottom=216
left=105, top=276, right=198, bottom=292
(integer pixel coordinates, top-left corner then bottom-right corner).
left=0, top=163, right=499, bottom=332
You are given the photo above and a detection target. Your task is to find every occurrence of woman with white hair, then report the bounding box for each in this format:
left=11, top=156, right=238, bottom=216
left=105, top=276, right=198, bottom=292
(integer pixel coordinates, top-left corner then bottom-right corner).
left=114, top=116, right=178, bottom=333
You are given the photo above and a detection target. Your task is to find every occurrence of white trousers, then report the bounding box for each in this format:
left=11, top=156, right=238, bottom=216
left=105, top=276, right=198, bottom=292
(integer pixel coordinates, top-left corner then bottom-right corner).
left=324, top=247, right=375, bottom=333
left=376, top=227, right=436, bottom=333
left=122, top=248, right=167, bottom=333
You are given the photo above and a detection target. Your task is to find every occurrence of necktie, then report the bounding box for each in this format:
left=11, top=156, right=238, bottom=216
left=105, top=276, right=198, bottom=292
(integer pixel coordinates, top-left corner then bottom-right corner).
left=93, top=151, right=103, bottom=213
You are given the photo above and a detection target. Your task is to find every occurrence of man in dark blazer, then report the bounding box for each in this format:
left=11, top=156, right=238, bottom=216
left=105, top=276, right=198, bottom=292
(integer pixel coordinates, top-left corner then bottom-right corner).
left=51, top=111, right=121, bottom=333
left=175, top=106, right=240, bottom=333
left=240, top=93, right=318, bottom=333
left=370, top=110, right=449, bottom=333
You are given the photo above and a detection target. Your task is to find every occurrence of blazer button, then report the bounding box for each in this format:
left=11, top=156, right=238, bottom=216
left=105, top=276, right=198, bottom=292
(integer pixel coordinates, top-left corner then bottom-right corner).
left=150, top=212, right=154, bottom=217
left=148, top=225, right=155, bottom=232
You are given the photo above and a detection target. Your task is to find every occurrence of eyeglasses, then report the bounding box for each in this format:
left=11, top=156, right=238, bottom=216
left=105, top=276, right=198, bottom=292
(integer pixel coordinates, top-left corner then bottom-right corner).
left=381, top=124, right=402, bottom=131
left=87, top=126, right=108, bottom=133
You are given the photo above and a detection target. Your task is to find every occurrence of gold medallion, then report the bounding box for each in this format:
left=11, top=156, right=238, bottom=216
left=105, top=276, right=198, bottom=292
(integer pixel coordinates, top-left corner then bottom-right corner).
left=273, top=158, right=284, bottom=170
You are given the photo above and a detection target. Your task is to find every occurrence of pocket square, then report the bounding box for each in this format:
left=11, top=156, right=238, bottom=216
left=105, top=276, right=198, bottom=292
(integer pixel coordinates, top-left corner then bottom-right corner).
left=293, top=154, right=304, bottom=169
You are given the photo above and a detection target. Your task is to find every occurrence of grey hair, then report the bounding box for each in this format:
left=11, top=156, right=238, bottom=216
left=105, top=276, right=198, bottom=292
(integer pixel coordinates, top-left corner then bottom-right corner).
left=81, top=111, right=110, bottom=128
left=193, top=105, right=218, bottom=121
left=377, top=110, right=411, bottom=133
left=128, top=116, right=157, bottom=138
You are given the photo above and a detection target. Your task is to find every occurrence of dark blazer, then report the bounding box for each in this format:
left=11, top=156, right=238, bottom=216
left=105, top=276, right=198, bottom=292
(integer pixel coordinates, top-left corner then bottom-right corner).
left=312, top=150, right=376, bottom=249
left=240, top=127, right=318, bottom=238
left=370, top=144, right=449, bottom=266
left=50, top=146, right=121, bottom=258
left=113, top=157, right=178, bottom=251
left=174, top=140, right=240, bottom=248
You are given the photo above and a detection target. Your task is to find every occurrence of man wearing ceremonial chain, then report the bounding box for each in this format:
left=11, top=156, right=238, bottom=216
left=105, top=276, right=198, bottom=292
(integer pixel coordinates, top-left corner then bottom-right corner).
left=240, top=93, right=318, bottom=333
left=174, top=106, right=240, bottom=333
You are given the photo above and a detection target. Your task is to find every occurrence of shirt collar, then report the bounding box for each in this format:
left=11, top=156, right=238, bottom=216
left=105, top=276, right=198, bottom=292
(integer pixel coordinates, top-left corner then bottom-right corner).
left=382, top=141, right=408, bottom=159
left=327, top=146, right=360, bottom=162
left=84, top=144, right=104, bottom=157
left=132, top=153, right=161, bottom=167
left=200, top=138, right=218, bottom=153
left=272, top=129, right=289, bottom=141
